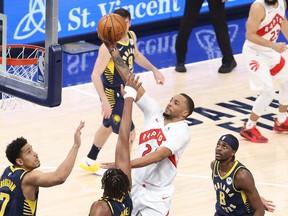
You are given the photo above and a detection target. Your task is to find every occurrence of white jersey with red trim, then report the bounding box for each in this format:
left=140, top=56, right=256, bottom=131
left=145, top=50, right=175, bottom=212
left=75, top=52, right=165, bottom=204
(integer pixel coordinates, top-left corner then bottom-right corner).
left=242, top=0, right=288, bottom=90
left=133, top=93, right=191, bottom=187
left=245, top=0, right=285, bottom=51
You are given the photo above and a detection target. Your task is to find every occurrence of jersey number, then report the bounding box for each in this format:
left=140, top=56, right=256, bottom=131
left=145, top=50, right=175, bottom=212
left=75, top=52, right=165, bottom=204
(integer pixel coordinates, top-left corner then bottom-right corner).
left=0, top=193, right=10, bottom=215
left=219, top=191, right=226, bottom=205
left=128, top=56, right=134, bottom=71
left=270, top=29, right=280, bottom=41
left=142, top=144, right=152, bottom=157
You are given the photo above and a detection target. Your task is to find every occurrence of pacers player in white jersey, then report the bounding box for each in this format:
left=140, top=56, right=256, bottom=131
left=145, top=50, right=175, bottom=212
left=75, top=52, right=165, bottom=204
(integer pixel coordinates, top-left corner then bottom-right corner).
left=241, top=0, right=288, bottom=143
left=99, top=36, right=195, bottom=215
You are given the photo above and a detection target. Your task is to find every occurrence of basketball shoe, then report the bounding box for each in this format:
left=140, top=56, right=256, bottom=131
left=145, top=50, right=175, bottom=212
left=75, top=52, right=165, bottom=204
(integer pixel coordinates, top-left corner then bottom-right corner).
left=273, top=117, right=288, bottom=132
left=240, top=123, right=268, bottom=143
left=79, top=157, right=101, bottom=172
left=175, top=62, right=187, bottom=72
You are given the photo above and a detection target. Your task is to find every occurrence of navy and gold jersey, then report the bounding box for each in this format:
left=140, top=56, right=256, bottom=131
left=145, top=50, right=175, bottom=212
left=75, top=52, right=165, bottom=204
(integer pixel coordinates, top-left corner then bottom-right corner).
left=0, top=166, right=38, bottom=216
left=101, top=31, right=136, bottom=134
left=212, top=160, right=255, bottom=216
left=101, top=31, right=135, bottom=89
left=100, top=193, right=133, bottom=216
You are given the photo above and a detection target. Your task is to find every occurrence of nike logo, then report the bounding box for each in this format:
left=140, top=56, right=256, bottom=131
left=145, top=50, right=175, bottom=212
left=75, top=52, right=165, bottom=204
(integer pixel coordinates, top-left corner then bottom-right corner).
left=119, top=46, right=124, bottom=51
left=162, top=196, right=169, bottom=200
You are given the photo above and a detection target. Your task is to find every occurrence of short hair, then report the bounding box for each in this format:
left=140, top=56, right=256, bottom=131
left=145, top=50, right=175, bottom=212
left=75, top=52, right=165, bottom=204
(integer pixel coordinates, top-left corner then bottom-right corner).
left=180, top=93, right=195, bottom=117
left=113, top=8, right=131, bottom=20
left=101, top=168, right=130, bottom=199
left=5, top=137, right=27, bottom=165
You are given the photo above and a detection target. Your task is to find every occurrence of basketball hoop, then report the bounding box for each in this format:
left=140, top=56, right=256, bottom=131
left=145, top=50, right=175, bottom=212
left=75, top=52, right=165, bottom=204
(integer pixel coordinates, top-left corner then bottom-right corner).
left=0, top=44, right=45, bottom=110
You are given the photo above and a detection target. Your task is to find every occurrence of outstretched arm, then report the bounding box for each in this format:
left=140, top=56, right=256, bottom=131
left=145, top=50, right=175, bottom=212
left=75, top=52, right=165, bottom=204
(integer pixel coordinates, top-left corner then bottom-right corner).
left=23, top=121, right=85, bottom=187
left=99, top=36, right=146, bottom=101
left=115, top=74, right=141, bottom=187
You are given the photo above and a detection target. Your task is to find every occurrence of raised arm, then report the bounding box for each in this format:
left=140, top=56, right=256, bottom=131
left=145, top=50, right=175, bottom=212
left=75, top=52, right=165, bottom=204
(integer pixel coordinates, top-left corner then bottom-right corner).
left=100, top=36, right=146, bottom=101
left=23, top=121, right=85, bottom=188
left=115, top=74, right=141, bottom=186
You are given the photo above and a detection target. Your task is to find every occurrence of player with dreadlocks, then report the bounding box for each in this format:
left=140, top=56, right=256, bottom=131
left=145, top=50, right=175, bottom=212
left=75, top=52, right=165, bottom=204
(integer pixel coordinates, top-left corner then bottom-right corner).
left=101, top=168, right=130, bottom=200
left=89, top=74, right=141, bottom=216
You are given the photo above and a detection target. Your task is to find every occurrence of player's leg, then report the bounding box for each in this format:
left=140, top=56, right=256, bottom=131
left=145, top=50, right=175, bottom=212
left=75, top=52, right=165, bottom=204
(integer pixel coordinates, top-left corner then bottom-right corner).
left=132, top=183, right=173, bottom=216
left=131, top=181, right=143, bottom=216
left=274, top=79, right=288, bottom=132
left=175, top=0, right=204, bottom=72
left=80, top=124, right=112, bottom=172
left=240, top=44, right=275, bottom=142
left=240, top=88, right=275, bottom=143
left=208, top=0, right=236, bottom=73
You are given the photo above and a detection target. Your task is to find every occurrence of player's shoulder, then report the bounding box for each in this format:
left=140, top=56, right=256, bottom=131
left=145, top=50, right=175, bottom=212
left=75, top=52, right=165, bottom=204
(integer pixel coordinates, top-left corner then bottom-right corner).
left=251, top=0, right=266, bottom=11
left=128, top=30, right=137, bottom=40
left=90, top=200, right=111, bottom=216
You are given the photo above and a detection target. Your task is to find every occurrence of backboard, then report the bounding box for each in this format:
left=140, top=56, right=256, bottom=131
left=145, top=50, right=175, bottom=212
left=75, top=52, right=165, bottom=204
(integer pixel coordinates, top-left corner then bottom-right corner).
left=0, top=0, right=62, bottom=108
left=0, top=13, right=6, bottom=73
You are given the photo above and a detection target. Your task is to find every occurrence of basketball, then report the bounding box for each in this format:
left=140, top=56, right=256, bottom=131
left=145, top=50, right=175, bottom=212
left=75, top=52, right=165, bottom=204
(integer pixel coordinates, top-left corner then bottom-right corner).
left=97, top=13, right=127, bottom=43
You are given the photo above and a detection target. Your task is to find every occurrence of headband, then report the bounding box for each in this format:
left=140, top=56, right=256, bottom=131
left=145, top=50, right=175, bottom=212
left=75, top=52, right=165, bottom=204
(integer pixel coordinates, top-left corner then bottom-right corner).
left=219, top=134, right=239, bottom=151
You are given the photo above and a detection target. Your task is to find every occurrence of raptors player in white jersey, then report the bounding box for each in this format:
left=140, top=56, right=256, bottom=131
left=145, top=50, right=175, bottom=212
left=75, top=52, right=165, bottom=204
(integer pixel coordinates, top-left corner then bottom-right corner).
left=130, top=92, right=193, bottom=216
left=99, top=36, right=195, bottom=216
left=241, top=0, right=288, bottom=143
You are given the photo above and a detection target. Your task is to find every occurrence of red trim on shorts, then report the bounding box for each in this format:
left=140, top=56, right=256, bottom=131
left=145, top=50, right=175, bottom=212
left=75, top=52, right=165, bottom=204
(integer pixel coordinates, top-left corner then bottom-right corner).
left=270, top=56, right=285, bottom=76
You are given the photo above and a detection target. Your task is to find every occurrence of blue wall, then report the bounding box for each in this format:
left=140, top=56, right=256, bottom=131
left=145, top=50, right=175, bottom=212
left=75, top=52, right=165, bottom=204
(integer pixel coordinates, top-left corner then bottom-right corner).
left=4, top=0, right=253, bottom=44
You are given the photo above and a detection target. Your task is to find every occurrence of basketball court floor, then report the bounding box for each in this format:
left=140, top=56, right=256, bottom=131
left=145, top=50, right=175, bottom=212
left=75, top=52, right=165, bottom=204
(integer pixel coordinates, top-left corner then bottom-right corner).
left=1, top=15, right=288, bottom=215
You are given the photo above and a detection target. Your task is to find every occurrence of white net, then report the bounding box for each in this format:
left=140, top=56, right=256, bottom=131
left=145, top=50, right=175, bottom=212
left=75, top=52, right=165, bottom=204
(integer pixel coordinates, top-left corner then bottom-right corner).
left=0, top=93, right=26, bottom=110
left=0, top=45, right=45, bottom=110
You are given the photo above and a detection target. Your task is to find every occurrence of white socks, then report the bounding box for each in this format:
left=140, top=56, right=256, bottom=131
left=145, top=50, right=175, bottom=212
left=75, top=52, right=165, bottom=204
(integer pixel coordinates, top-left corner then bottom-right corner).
left=246, top=119, right=257, bottom=130
left=277, top=112, right=287, bottom=124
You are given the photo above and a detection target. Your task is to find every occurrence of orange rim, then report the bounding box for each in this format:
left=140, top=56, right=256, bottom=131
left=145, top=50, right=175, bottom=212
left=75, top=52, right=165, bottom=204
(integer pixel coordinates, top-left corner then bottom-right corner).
left=0, top=44, right=45, bottom=66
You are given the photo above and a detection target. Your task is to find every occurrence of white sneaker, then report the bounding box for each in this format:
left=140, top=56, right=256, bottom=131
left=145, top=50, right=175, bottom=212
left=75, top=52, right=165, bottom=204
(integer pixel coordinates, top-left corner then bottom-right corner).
left=79, top=157, right=101, bottom=172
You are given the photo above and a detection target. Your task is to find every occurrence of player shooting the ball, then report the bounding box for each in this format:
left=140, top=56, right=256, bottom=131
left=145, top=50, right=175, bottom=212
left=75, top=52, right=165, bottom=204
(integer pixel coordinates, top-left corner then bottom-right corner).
left=80, top=8, right=165, bottom=175
left=98, top=21, right=195, bottom=216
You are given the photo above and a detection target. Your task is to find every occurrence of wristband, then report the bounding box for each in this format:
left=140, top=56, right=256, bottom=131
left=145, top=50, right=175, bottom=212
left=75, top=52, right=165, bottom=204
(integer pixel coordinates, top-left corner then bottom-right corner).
left=123, top=86, right=137, bottom=100
left=109, top=47, right=118, bottom=53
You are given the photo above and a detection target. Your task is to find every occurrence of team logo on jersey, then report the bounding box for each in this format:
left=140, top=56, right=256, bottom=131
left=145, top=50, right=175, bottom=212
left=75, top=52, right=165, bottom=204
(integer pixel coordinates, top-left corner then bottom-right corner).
left=226, top=177, right=233, bottom=185
left=249, top=60, right=259, bottom=72
left=129, top=38, right=134, bottom=46
left=257, top=14, right=283, bottom=35
left=112, top=115, right=121, bottom=125
left=139, top=129, right=167, bottom=145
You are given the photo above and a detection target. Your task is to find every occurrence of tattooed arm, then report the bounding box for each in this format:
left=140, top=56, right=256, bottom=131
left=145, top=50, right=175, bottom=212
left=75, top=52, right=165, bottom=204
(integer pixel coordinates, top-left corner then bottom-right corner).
left=105, top=43, right=146, bottom=101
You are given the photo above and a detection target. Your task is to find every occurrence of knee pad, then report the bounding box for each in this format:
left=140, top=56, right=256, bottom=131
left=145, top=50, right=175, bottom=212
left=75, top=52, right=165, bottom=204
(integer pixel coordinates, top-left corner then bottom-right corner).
left=252, top=89, right=275, bottom=116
